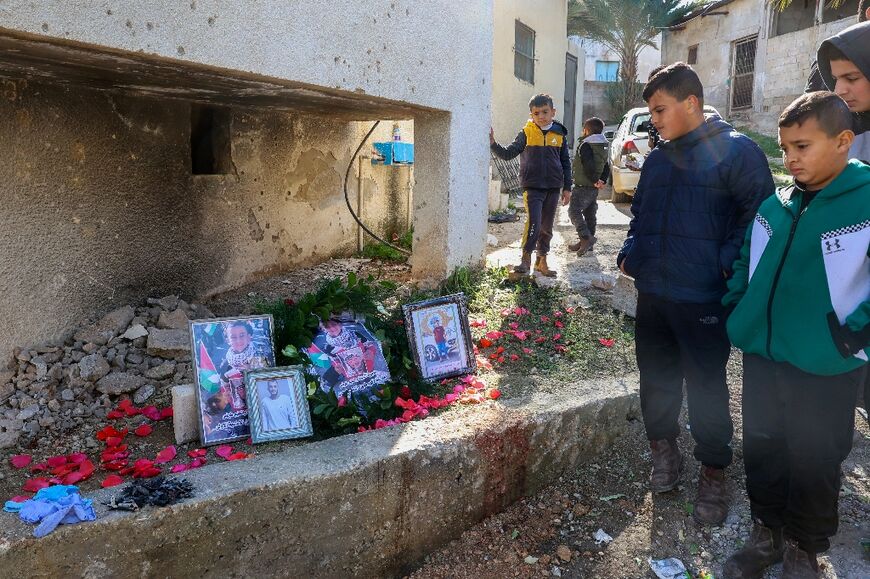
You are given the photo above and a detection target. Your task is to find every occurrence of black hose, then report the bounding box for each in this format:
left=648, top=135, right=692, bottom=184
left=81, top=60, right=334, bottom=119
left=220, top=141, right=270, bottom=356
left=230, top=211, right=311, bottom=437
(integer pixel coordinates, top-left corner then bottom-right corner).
left=343, top=120, right=412, bottom=256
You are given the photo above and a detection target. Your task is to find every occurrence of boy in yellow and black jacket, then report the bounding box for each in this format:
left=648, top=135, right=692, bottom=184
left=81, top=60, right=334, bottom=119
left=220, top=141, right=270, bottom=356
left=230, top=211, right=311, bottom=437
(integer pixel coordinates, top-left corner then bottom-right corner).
left=491, top=93, right=572, bottom=277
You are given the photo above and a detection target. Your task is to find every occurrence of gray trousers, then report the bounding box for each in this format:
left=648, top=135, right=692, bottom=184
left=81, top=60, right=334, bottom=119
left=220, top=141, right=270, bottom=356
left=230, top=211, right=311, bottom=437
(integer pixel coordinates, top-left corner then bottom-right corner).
left=568, top=186, right=598, bottom=239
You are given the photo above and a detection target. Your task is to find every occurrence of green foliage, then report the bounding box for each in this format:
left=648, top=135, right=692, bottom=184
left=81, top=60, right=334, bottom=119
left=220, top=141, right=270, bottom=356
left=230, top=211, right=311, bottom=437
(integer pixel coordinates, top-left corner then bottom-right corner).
left=604, top=80, right=646, bottom=123
left=735, top=126, right=781, bottom=158
left=358, top=228, right=413, bottom=262
left=256, top=274, right=430, bottom=434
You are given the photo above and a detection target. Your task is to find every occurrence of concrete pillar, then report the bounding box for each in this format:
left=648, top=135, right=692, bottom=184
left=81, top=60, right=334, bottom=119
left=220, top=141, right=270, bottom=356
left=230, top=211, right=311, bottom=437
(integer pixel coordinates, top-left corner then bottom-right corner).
left=410, top=110, right=489, bottom=282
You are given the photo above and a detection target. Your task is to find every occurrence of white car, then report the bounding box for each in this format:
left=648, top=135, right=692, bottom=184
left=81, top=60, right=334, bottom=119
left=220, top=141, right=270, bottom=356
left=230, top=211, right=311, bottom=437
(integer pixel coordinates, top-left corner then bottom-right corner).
left=608, top=105, right=721, bottom=202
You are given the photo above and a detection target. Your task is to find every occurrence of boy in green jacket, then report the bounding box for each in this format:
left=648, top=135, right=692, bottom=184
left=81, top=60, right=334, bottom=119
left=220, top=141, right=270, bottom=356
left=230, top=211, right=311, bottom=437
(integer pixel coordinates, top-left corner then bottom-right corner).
left=722, top=91, right=869, bottom=578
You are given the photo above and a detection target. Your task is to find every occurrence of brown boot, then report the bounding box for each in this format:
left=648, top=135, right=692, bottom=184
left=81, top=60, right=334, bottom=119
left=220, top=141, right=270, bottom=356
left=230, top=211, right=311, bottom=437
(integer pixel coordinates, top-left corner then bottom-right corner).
left=514, top=251, right=532, bottom=274
left=722, top=521, right=783, bottom=578
left=568, top=239, right=585, bottom=252
left=649, top=439, right=682, bottom=493
left=576, top=236, right=596, bottom=256
left=693, top=466, right=729, bottom=526
left=782, top=538, right=820, bottom=578
left=534, top=254, right=557, bottom=277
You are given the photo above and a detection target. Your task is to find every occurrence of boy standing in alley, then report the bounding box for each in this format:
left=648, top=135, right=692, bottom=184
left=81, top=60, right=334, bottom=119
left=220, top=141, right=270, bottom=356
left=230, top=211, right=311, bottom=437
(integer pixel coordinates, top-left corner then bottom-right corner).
left=568, top=117, right=609, bottom=256
left=616, top=63, right=773, bottom=525
left=491, top=93, right=572, bottom=277
left=722, top=92, right=869, bottom=579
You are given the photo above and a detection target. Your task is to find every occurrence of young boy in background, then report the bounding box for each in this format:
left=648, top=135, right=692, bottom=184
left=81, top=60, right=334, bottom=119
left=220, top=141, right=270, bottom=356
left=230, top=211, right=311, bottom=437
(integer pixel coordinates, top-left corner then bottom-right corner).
left=568, top=117, right=609, bottom=256
left=723, top=91, right=869, bottom=579
left=617, top=63, right=772, bottom=526
left=491, top=93, right=572, bottom=277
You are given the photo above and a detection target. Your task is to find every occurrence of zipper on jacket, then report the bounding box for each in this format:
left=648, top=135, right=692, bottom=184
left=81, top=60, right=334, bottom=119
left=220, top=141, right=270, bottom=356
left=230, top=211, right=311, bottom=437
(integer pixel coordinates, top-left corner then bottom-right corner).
left=764, top=203, right=803, bottom=358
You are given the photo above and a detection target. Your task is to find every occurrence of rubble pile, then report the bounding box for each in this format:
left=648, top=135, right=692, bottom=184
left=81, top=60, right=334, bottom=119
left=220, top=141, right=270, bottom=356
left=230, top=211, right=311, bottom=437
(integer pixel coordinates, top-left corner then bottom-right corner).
left=0, top=296, right=214, bottom=452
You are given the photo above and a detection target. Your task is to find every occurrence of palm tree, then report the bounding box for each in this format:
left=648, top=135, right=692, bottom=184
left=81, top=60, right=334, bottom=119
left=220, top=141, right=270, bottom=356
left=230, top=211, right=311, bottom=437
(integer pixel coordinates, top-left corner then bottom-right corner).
left=568, top=0, right=699, bottom=114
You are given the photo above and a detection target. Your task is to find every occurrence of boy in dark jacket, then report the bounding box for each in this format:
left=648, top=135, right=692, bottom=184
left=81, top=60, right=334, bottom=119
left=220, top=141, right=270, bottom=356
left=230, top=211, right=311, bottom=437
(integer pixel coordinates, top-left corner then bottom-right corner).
left=568, top=117, right=609, bottom=256
left=722, top=92, right=869, bottom=579
left=491, top=93, right=572, bottom=277
left=616, top=63, right=773, bottom=526
left=805, top=0, right=868, bottom=92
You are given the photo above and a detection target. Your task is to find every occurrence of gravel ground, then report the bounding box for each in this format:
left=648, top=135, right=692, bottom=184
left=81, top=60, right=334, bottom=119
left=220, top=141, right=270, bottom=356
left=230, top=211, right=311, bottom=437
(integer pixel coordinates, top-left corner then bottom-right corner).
left=410, top=192, right=870, bottom=579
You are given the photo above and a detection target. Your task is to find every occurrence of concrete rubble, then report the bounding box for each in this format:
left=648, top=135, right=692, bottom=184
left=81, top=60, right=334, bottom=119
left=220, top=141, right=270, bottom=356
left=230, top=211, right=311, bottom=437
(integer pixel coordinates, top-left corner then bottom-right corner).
left=0, top=297, right=214, bottom=450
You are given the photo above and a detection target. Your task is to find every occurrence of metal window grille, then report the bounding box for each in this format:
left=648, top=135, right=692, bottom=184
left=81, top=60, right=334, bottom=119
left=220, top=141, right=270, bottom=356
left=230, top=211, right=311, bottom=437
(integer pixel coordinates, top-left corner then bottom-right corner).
left=514, top=21, right=535, bottom=84
left=687, top=45, right=698, bottom=65
left=730, top=37, right=757, bottom=110
left=491, top=154, right=523, bottom=198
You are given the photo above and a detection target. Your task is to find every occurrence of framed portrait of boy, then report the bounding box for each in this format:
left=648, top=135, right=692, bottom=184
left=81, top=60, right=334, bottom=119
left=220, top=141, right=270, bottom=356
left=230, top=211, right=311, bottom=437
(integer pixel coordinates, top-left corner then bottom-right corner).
left=301, top=316, right=392, bottom=407
left=245, top=366, right=313, bottom=443
left=402, top=293, right=476, bottom=381
left=189, top=315, right=276, bottom=446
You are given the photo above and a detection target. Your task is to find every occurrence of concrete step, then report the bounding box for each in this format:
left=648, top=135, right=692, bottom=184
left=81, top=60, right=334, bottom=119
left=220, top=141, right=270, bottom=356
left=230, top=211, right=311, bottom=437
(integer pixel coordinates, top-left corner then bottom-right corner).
left=0, top=376, right=639, bottom=578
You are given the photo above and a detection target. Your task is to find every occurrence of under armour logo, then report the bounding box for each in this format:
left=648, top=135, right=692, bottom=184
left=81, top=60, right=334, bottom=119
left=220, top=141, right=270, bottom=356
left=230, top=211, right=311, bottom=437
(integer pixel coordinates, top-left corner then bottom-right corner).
left=825, top=238, right=842, bottom=253
left=699, top=316, right=719, bottom=325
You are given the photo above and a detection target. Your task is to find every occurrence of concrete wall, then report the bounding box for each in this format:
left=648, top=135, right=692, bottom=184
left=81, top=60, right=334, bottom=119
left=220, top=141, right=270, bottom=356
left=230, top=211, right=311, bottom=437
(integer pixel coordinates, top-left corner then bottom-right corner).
left=661, top=0, right=855, bottom=134
left=0, top=0, right=493, bottom=353
left=0, top=78, right=413, bottom=355
left=574, top=34, right=661, bottom=83
left=492, top=0, right=584, bottom=146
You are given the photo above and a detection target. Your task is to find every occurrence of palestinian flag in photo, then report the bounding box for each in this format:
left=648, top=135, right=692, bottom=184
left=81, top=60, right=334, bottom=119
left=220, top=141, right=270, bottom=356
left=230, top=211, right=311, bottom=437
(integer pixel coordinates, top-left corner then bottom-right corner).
left=197, top=341, right=222, bottom=394
left=304, top=342, right=332, bottom=369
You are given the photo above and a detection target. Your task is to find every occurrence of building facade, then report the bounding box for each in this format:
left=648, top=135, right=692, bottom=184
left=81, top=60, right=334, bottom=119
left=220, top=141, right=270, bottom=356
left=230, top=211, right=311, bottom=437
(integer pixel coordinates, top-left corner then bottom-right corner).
left=492, top=0, right=585, bottom=149
left=0, top=0, right=494, bottom=354
left=662, top=0, right=859, bottom=134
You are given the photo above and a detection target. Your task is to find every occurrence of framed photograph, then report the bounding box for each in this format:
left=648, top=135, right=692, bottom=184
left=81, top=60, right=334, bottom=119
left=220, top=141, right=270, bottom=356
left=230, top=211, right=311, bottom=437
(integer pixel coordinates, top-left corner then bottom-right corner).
left=402, top=293, right=476, bottom=381
left=302, top=318, right=391, bottom=405
left=189, top=315, right=276, bottom=446
left=245, top=366, right=313, bottom=443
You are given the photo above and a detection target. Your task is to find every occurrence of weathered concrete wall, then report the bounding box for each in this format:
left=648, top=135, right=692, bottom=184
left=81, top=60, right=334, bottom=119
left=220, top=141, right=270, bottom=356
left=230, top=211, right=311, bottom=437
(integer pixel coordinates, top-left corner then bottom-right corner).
left=492, top=0, right=584, bottom=146
left=575, top=34, right=662, bottom=84
left=0, top=78, right=410, bottom=355
left=0, top=376, right=640, bottom=578
left=662, top=0, right=855, bottom=134
left=0, top=0, right=493, bottom=348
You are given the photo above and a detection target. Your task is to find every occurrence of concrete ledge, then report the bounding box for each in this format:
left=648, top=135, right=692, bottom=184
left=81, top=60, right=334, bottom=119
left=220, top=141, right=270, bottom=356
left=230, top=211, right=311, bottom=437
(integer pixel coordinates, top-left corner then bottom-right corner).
left=0, top=376, right=639, bottom=578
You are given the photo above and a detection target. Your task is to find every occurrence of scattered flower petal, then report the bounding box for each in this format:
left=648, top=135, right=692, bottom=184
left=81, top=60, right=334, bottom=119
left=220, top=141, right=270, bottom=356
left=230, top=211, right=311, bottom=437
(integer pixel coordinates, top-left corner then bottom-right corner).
left=67, top=453, right=88, bottom=465
left=215, top=445, right=233, bottom=459
left=159, top=407, right=173, bottom=420
left=154, top=445, right=177, bottom=464
left=170, top=464, right=189, bottom=473
left=598, top=338, right=615, bottom=348
left=23, top=478, right=50, bottom=493
left=46, top=455, right=68, bottom=468
left=9, top=496, right=30, bottom=503
left=101, top=475, right=124, bottom=488
left=489, top=389, right=502, bottom=400
left=134, top=424, right=153, bottom=437
left=10, top=455, right=32, bottom=469
left=29, top=462, right=47, bottom=473
left=141, top=406, right=161, bottom=421
left=187, top=449, right=207, bottom=459
left=479, top=338, right=493, bottom=349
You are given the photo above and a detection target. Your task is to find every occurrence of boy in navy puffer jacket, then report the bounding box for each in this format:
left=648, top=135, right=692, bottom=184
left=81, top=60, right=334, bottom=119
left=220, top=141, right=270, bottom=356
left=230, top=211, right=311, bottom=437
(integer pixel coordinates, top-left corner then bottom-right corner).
left=616, top=63, right=773, bottom=526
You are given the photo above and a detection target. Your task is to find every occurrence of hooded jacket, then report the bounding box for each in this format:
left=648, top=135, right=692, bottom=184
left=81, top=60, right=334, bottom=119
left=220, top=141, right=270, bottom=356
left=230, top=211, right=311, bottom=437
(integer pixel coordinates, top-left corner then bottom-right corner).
left=573, top=133, right=610, bottom=188
left=817, top=21, right=870, bottom=163
left=491, top=120, right=572, bottom=191
left=617, top=116, right=773, bottom=303
left=723, top=161, right=870, bottom=376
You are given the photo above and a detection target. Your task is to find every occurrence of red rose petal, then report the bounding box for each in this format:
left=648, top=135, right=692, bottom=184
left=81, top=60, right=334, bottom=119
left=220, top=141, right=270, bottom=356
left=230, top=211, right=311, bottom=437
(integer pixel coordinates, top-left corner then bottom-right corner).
left=10, top=455, right=32, bottom=469
left=123, top=405, right=141, bottom=417
left=159, top=407, right=173, bottom=420
left=189, top=458, right=207, bottom=469
left=141, top=406, right=161, bottom=421
left=62, top=471, right=84, bottom=485
left=154, top=445, right=177, bottom=464
left=51, top=464, right=77, bottom=477
left=106, top=410, right=125, bottom=420
left=598, top=338, right=615, bottom=348
left=9, top=495, right=30, bottom=503
left=133, top=424, right=153, bottom=437
left=67, top=453, right=88, bottom=465
left=46, top=455, right=68, bottom=468
left=170, top=464, right=188, bottom=473
left=215, top=445, right=233, bottom=459
left=23, top=478, right=50, bottom=492
left=133, top=466, right=161, bottom=479
left=133, top=458, right=154, bottom=470
left=47, top=477, right=63, bottom=485
left=105, top=436, right=123, bottom=447
left=78, top=460, right=95, bottom=479
left=118, top=399, right=134, bottom=409
left=29, top=462, right=47, bottom=473
left=479, top=338, right=493, bottom=349
left=187, top=449, right=207, bottom=458
left=226, top=452, right=249, bottom=461
left=103, top=460, right=129, bottom=471
left=489, top=389, right=502, bottom=400
left=101, top=475, right=124, bottom=488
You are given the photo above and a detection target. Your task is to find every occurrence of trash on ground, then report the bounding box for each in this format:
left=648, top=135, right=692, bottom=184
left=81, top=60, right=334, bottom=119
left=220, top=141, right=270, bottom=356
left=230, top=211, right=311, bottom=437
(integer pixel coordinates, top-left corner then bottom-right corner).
left=593, top=528, right=614, bottom=544
left=648, top=557, right=690, bottom=579
left=105, top=476, right=194, bottom=511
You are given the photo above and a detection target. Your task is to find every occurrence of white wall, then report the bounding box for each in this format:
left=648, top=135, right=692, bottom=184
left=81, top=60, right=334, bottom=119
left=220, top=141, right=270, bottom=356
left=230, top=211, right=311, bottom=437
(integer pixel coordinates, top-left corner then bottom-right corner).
left=0, top=0, right=495, bottom=281
left=574, top=34, right=662, bottom=83
left=492, top=0, right=582, bottom=145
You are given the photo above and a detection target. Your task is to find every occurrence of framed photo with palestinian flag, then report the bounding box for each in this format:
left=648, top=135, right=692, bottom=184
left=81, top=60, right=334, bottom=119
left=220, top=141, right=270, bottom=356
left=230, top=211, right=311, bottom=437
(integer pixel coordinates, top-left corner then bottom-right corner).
left=189, top=315, right=276, bottom=446
left=402, top=293, right=476, bottom=381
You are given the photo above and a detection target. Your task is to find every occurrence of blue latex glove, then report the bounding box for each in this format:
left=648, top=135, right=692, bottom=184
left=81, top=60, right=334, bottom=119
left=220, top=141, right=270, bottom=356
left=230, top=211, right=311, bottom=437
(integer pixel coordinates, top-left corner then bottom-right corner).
left=17, top=493, right=95, bottom=537
left=4, top=485, right=81, bottom=514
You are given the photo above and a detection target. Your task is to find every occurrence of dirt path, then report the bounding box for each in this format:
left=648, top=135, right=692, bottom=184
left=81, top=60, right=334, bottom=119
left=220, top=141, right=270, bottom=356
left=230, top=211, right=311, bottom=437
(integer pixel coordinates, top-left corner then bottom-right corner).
left=411, top=192, right=870, bottom=579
